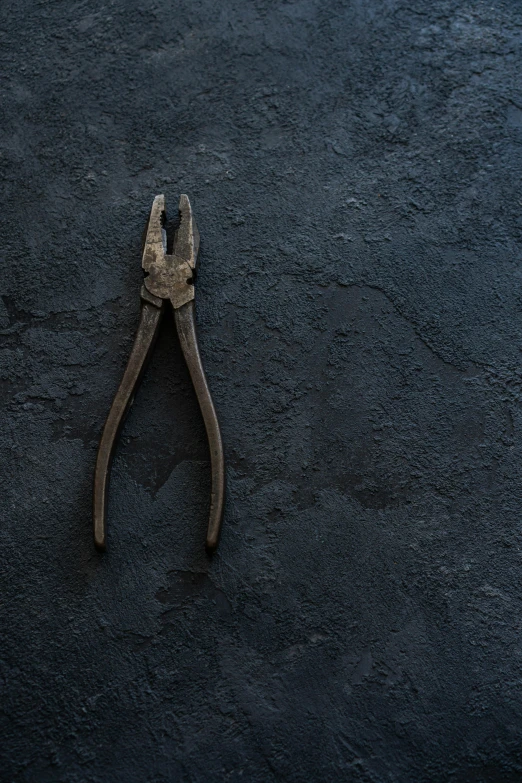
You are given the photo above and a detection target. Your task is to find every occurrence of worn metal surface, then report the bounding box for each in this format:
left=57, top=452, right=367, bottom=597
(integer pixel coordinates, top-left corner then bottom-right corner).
left=2, top=0, right=522, bottom=781
left=142, top=194, right=199, bottom=309
left=93, top=297, right=164, bottom=551
left=175, top=301, right=225, bottom=552
left=94, top=195, right=224, bottom=552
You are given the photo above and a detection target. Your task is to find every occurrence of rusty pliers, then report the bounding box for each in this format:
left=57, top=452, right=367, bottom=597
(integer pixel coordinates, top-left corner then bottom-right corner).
left=93, top=194, right=225, bottom=553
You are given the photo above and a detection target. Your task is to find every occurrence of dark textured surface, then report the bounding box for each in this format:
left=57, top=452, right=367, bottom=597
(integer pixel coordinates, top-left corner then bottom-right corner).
left=1, top=1, right=522, bottom=780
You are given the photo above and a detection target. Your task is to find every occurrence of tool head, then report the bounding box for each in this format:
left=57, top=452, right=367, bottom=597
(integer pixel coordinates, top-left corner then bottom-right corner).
left=141, top=194, right=199, bottom=309
left=142, top=194, right=199, bottom=272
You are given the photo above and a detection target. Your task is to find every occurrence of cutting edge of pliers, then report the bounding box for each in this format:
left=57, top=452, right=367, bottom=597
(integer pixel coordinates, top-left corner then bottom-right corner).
left=93, top=194, right=225, bottom=554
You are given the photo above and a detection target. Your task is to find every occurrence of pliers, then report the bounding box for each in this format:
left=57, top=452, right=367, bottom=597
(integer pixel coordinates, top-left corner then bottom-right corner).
left=93, top=194, right=225, bottom=553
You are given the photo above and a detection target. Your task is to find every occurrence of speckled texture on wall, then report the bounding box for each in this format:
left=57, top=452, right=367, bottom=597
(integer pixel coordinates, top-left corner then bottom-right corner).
left=1, top=1, right=522, bottom=781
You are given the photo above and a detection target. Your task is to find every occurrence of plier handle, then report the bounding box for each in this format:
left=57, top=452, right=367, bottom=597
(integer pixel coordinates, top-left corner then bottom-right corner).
left=93, top=195, right=225, bottom=553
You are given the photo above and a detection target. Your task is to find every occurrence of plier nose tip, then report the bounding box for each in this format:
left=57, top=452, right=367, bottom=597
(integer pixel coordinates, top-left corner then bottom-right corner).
left=175, top=193, right=200, bottom=268
left=142, top=193, right=167, bottom=270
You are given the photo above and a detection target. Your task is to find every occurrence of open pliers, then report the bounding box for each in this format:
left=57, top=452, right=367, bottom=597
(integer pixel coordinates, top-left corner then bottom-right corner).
left=93, top=195, right=225, bottom=553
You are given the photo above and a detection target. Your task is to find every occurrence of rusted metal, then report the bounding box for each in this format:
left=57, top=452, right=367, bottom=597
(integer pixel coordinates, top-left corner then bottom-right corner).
left=175, top=301, right=224, bottom=551
left=93, top=195, right=225, bottom=553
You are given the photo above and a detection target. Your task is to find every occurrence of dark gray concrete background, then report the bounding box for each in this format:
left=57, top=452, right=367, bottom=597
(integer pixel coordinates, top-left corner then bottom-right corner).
left=1, top=0, right=522, bottom=780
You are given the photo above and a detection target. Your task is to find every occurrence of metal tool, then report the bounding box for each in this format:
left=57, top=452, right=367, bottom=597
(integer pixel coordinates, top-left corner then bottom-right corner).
left=93, top=194, right=225, bottom=553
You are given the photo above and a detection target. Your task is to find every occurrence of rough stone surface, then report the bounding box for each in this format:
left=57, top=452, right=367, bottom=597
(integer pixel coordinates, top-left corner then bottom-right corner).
left=1, top=1, right=522, bottom=781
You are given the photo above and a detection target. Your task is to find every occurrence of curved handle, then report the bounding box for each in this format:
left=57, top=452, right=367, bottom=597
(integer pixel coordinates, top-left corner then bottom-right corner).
left=175, top=301, right=225, bottom=552
left=93, top=299, right=164, bottom=551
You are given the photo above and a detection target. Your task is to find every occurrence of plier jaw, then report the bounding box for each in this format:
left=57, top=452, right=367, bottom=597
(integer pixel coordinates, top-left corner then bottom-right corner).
left=93, top=195, right=225, bottom=554
left=141, top=194, right=200, bottom=310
